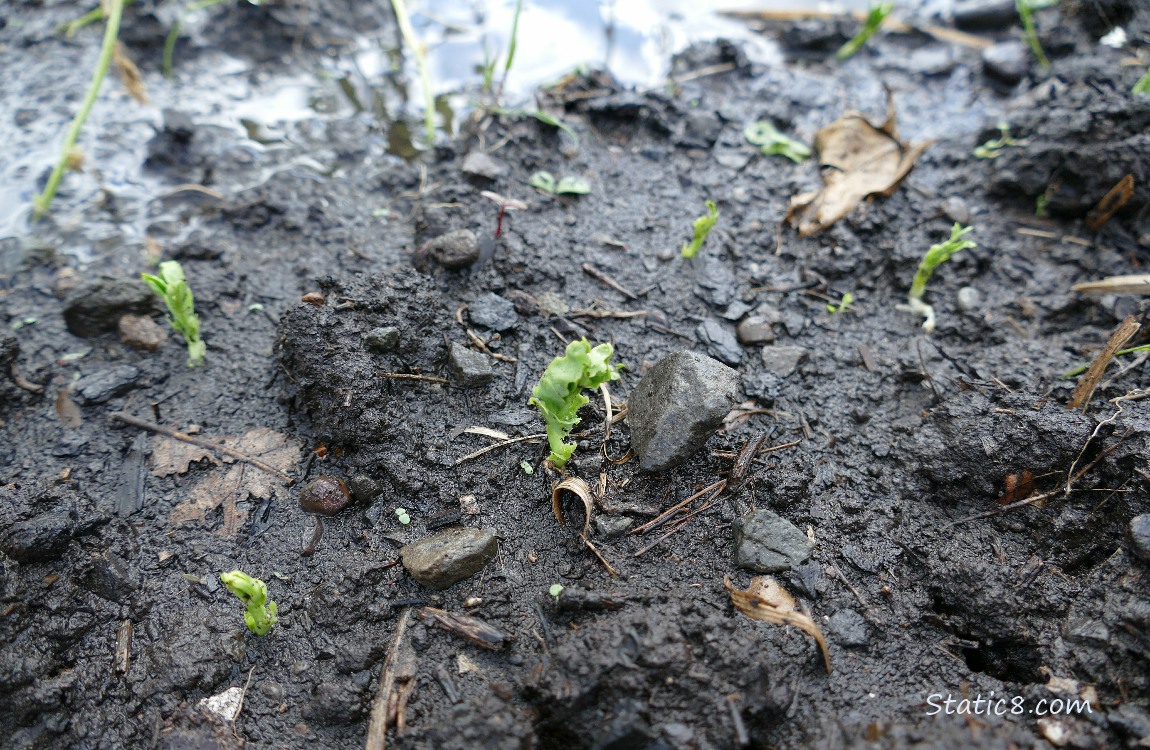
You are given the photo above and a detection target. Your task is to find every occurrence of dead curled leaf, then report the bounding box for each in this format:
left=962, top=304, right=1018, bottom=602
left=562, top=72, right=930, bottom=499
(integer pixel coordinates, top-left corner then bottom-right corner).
left=167, top=428, right=300, bottom=535
left=787, top=104, right=930, bottom=236
left=552, top=476, right=595, bottom=538
left=724, top=575, right=832, bottom=674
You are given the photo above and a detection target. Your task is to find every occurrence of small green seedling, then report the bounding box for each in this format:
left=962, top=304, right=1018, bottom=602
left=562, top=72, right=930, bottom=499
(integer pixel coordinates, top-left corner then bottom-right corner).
left=744, top=122, right=811, bottom=163
left=220, top=570, right=277, bottom=636
left=395, top=508, right=411, bottom=525
left=1035, top=194, right=1048, bottom=217
left=1016, top=0, right=1050, bottom=69
left=141, top=260, right=206, bottom=367
left=1134, top=68, right=1150, bottom=96
left=1061, top=344, right=1150, bottom=379
left=837, top=1, right=895, bottom=60
left=681, top=200, right=720, bottom=259
left=520, top=460, right=534, bottom=475
left=529, top=171, right=591, bottom=196
left=529, top=338, right=621, bottom=469
left=548, top=584, right=564, bottom=600
left=974, top=123, right=1023, bottom=159
left=901, top=223, right=976, bottom=333
left=827, top=293, right=855, bottom=314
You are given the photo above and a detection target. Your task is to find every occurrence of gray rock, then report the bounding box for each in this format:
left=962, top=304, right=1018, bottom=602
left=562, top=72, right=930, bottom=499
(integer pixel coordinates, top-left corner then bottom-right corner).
left=737, top=315, right=775, bottom=345
left=693, top=256, right=736, bottom=307
left=782, top=312, right=807, bottom=337
left=594, top=515, right=634, bottom=540
left=1129, top=514, right=1150, bottom=562
left=0, top=513, right=73, bottom=563
left=678, top=110, right=722, bottom=149
left=348, top=475, right=383, bottom=504
left=364, top=326, right=400, bottom=353
left=400, top=527, right=499, bottom=589
left=696, top=319, right=743, bottom=366
left=942, top=196, right=971, bottom=225
left=954, top=0, right=1016, bottom=30
left=427, top=230, right=480, bottom=270
left=982, top=40, right=1029, bottom=84
left=469, top=293, right=519, bottom=331
left=721, top=301, right=751, bottom=321
left=447, top=343, right=493, bottom=387
left=957, top=286, right=984, bottom=313
left=64, top=277, right=156, bottom=337
left=74, top=366, right=143, bottom=404
left=462, top=151, right=507, bottom=181
left=828, top=609, right=870, bottom=648
left=118, top=314, right=166, bottom=352
left=627, top=350, right=739, bottom=472
left=733, top=510, right=813, bottom=573
left=760, top=345, right=809, bottom=377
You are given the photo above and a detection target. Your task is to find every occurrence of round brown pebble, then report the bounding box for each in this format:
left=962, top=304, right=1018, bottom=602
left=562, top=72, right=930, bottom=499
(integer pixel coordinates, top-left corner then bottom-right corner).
left=302, top=292, right=326, bottom=306
left=118, top=314, right=167, bottom=352
left=299, top=476, right=351, bottom=516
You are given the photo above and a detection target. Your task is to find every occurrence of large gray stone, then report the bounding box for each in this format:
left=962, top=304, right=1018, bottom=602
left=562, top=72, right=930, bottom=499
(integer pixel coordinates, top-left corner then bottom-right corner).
left=427, top=230, right=480, bottom=270
left=627, top=350, right=739, bottom=472
left=469, top=293, right=519, bottom=331
left=74, top=365, right=143, bottom=404
left=760, top=345, right=809, bottom=377
left=64, top=277, right=156, bottom=337
left=448, top=342, right=493, bottom=387
left=462, top=151, right=507, bottom=181
left=364, top=326, right=400, bottom=353
left=1129, top=514, right=1150, bottom=562
left=982, top=41, right=1029, bottom=84
left=733, top=510, right=813, bottom=573
left=400, top=527, right=498, bottom=589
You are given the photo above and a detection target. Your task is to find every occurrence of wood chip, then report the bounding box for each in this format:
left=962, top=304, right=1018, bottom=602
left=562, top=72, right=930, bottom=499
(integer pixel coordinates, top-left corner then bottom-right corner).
left=724, top=575, right=832, bottom=674
left=1085, top=174, right=1134, bottom=231
left=1072, top=274, right=1150, bottom=296
left=1068, top=315, right=1140, bottom=411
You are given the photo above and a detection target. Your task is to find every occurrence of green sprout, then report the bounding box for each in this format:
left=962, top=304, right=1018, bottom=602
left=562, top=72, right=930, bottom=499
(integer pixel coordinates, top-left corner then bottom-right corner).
left=141, top=260, right=206, bottom=367
left=33, top=0, right=125, bottom=220
left=744, top=122, right=811, bottom=163
left=529, top=338, right=621, bottom=469
left=681, top=200, right=720, bottom=259
left=837, top=1, right=895, bottom=61
left=220, top=570, right=277, bottom=636
left=974, top=123, right=1023, bottom=159
left=827, top=292, right=855, bottom=314
left=1035, top=194, right=1048, bottom=217
left=548, top=583, right=564, bottom=600
left=1016, top=0, right=1050, bottom=69
left=1061, top=344, right=1150, bottom=379
left=391, top=0, right=437, bottom=144
left=902, top=223, right=977, bottom=333
left=1134, top=68, right=1150, bottom=96
left=395, top=508, right=411, bottom=525
left=520, top=460, right=534, bottom=475
left=529, top=171, right=591, bottom=196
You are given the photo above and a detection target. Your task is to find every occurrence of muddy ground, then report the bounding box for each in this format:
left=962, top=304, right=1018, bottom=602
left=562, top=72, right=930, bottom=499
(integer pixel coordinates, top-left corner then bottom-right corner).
left=2, top=1, right=1150, bottom=748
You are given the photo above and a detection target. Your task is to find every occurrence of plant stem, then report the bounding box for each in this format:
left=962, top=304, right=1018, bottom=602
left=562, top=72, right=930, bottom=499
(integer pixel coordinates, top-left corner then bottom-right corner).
left=390, top=0, right=436, bottom=145
left=34, top=0, right=125, bottom=220
left=1016, top=0, right=1050, bottom=69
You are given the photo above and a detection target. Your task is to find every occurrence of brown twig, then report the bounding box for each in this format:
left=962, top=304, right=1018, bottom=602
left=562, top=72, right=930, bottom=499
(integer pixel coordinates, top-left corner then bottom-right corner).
left=109, top=411, right=293, bottom=482
left=365, top=608, right=412, bottom=750
left=633, top=492, right=722, bottom=557
left=629, top=480, right=726, bottom=536
left=379, top=372, right=450, bottom=384
left=1068, top=315, right=1140, bottom=411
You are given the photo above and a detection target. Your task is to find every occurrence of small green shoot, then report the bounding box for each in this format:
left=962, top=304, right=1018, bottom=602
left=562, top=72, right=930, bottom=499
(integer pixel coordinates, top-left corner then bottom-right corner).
left=529, top=338, right=621, bottom=469
left=529, top=171, right=591, bottom=196
left=520, top=460, right=534, bottom=475
left=141, top=260, right=206, bottom=367
left=1016, top=0, right=1050, bottom=69
left=395, top=508, right=411, bottom=525
left=162, top=0, right=230, bottom=77
left=837, top=1, right=895, bottom=61
left=220, top=570, right=277, bottom=636
left=1035, top=194, right=1048, bottom=217
left=34, top=0, right=125, bottom=220
left=548, top=583, right=564, bottom=600
left=1134, top=68, right=1150, bottom=96
left=902, top=223, right=977, bottom=333
left=744, top=122, right=811, bottom=163
left=974, top=123, right=1022, bottom=159
left=827, top=293, right=855, bottom=314
left=391, top=0, right=437, bottom=145
left=10, top=317, right=37, bottom=330
left=490, top=107, right=579, bottom=142
left=681, top=200, right=720, bottom=259
left=1061, top=343, right=1150, bottom=379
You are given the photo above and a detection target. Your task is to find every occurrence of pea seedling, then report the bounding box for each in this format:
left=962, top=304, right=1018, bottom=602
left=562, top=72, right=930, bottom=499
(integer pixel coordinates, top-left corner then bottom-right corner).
left=529, top=338, right=621, bottom=469
left=837, top=1, right=894, bottom=60
left=220, top=570, right=277, bottom=636
left=974, top=123, right=1023, bottom=159
left=395, top=508, right=411, bottom=525
left=901, top=223, right=976, bottom=333
left=1134, top=68, right=1150, bottom=95
left=549, top=584, right=564, bottom=601
left=744, top=122, right=811, bottom=163
left=681, top=200, right=719, bottom=259
left=529, top=171, right=591, bottom=196
left=827, top=292, right=855, bottom=314
left=141, top=260, right=206, bottom=367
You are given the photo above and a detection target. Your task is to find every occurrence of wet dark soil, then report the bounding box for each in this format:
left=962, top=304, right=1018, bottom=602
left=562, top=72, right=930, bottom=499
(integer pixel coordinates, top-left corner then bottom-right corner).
left=3, top=1, right=1150, bottom=748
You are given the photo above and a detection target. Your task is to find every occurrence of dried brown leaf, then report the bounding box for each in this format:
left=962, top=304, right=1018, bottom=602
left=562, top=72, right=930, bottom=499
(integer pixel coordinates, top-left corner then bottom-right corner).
left=55, top=388, right=83, bottom=429
left=168, top=428, right=300, bottom=534
left=552, top=476, right=594, bottom=538
left=1068, top=315, right=1141, bottom=412
left=419, top=607, right=510, bottom=650
left=724, top=575, right=832, bottom=674
left=151, top=436, right=217, bottom=477
left=113, top=42, right=148, bottom=105
left=787, top=105, right=929, bottom=236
